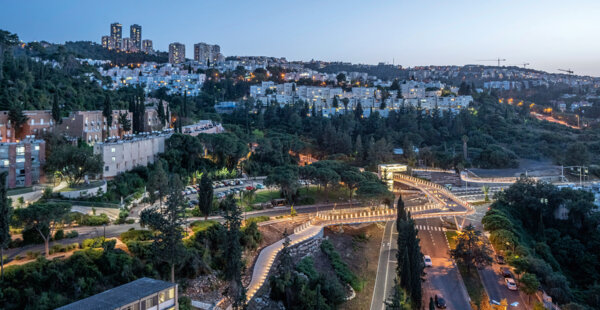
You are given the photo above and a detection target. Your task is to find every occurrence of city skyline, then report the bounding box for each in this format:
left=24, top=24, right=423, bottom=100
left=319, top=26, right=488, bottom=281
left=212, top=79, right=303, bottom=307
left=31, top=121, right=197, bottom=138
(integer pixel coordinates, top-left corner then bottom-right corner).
left=2, top=0, right=600, bottom=76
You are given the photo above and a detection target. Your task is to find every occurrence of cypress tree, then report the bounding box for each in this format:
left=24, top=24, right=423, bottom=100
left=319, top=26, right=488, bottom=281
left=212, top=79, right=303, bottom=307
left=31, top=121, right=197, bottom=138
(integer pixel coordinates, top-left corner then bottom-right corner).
left=0, top=171, right=11, bottom=280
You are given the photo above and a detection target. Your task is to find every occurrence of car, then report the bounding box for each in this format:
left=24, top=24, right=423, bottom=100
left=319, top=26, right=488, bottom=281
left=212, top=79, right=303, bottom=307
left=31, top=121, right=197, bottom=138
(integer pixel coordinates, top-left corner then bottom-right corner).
left=505, top=278, right=518, bottom=291
left=237, top=180, right=244, bottom=185
left=246, top=186, right=255, bottom=191
left=256, top=184, right=265, bottom=189
left=189, top=199, right=198, bottom=205
left=424, top=255, right=433, bottom=267
left=496, top=255, right=505, bottom=264
left=501, top=267, right=512, bottom=278
left=434, top=295, right=446, bottom=308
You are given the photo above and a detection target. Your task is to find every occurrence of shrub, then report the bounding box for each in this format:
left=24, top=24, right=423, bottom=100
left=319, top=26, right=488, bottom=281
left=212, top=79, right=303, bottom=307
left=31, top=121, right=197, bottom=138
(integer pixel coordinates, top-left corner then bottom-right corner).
left=125, top=219, right=135, bottom=224
left=126, top=241, right=153, bottom=259
left=190, top=220, right=218, bottom=233
left=245, top=215, right=270, bottom=226
left=25, top=251, right=41, bottom=260
left=54, top=229, right=65, bottom=240
left=65, top=230, right=79, bottom=238
left=22, top=226, right=47, bottom=245
left=81, top=237, right=105, bottom=249
left=79, top=213, right=110, bottom=226
left=321, top=240, right=362, bottom=291
left=119, top=230, right=153, bottom=242
left=14, top=255, right=23, bottom=261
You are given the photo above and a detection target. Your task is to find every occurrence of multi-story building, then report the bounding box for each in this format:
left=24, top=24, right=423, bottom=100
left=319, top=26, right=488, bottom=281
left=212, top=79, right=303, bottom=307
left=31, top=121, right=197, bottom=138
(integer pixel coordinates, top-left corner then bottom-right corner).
left=0, top=110, right=54, bottom=143
left=169, top=42, right=185, bottom=64
left=110, top=22, right=122, bottom=50
left=94, top=132, right=169, bottom=179
left=193, top=42, right=221, bottom=65
left=57, top=110, right=132, bottom=144
left=0, top=138, right=46, bottom=188
left=130, top=24, right=142, bottom=52
left=121, top=38, right=132, bottom=52
left=142, top=39, right=153, bottom=54
left=57, top=277, right=178, bottom=310
left=101, top=35, right=116, bottom=50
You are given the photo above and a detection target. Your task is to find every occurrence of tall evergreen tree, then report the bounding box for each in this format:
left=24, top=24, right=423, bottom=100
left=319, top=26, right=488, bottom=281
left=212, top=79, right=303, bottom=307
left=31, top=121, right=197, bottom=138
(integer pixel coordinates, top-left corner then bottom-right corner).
left=51, top=93, right=61, bottom=124
left=0, top=171, right=10, bottom=280
left=221, top=195, right=245, bottom=308
left=102, top=94, right=112, bottom=140
left=157, top=99, right=166, bottom=127
left=197, top=173, right=213, bottom=220
left=140, top=174, right=186, bottom=283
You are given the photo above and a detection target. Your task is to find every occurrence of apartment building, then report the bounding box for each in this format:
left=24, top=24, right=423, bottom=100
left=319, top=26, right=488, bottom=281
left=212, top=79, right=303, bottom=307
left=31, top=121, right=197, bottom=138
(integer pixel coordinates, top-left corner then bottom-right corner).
left=111, top=22, right=122, bottom=50
left=130, top=24, right=142, bottom=51
left=0, top=110, right=54, bottom=143
left=94, top=132, right=169, bottom=179
left=169, top=42, right=185, bottom=64
left=193, top=42, right=222, bottom=65
left=57, top=277, right=178, bottom=310
left=58, top=110, right=132, bottom=144
left=122, top=38, right=133, bottom=52
left=0, top=138, right=45, bottom=188
left=142, top=39, right=153, bottom=54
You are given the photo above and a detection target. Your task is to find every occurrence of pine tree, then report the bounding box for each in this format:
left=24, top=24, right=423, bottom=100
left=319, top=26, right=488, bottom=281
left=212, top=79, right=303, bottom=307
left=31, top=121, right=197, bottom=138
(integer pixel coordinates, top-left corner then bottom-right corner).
left=0, top=171, right=11, bottom=280
left=221, top=196, right=245, bottom=308
left=51, top=93, right=61, bottom=124
left=197, top=173, right=213, bottom=220
left=157, top=99, right=166, bottom=127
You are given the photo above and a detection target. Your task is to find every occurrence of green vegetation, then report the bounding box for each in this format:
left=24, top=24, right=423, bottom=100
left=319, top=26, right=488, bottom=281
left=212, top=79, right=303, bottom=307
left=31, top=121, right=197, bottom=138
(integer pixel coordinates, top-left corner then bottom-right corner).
left=457, top=261, right=487, bottom=308
left=189, top=220, right=218, bottom=233
left=449, top=224, right=493, bottom=272
left=483, top=177, right=600, bottom=307
left=388, top=195, right=424, bottom=309
left=445, top=230, right=458, bottom=250
left=119, top=229, right=153, bottom=243
left=244, top=215, right=270, bottom=225
left=269, top=232, right=346, bottom=310
left=320, top=239, right=363, bottom=291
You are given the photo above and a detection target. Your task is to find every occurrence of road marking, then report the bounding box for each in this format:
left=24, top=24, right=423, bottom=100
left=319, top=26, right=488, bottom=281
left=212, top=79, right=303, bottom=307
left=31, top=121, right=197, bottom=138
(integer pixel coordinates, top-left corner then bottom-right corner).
left=381, top=221, right=395, bottom=310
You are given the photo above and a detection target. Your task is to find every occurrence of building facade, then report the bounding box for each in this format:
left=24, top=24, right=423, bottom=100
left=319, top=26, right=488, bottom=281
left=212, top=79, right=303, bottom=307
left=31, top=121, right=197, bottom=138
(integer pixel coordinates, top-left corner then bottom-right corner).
left=142, top=39, right=153, bottom=54
left=193, top=42, right=221, bottom=65
left=169, top=42, right=185, bottom=64
left=110, top=22, right=122, bottom=50
left=101, top=35, right=116, bottom=50
left=0, top=110, right=54, bottom=143
left=57, top=277, right=178, bottom=310
left=0, top=139, right=46, bottom=188
left=121, top=38, right=132, bottom=52
left=130, top=24, right=142, bottom=52
left=57, top=110, right=132, bottom=144
left=94, top=133, right=169, bottom=179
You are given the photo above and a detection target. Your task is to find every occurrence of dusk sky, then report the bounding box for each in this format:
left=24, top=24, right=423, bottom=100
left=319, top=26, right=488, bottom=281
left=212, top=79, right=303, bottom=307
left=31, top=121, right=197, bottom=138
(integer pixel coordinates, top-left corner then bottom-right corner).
left=2, top=0, right=600, bottom=76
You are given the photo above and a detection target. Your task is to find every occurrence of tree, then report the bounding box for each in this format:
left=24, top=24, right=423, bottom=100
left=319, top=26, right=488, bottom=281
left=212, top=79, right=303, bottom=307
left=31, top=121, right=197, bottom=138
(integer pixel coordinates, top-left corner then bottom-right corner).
left=429, top=297, right=435, bottom=310
left=482, top=185, right=490, bottom=202
left=8, top=104, right=28, bottom=140
left=520, top=273, right=540, bottom=304
left=220, top=195, right=245, bottom=308
left=336, top=73, right=346, bottom=84
left=197, top=173, right=213, bottom=220
left=102, top=94, right=113, bottom=140
left=462, top=135, right=469, bottom=160
left=44, top=143, right=103, bottom=187
left=157, top=100, right=167, bottom=126
left=147, top=160, right=168, bottom=208
left=140, top=174, right=186, bottom=282
left=450, top=224, right=493, bottom=272
left=15, top=202, right=71, bottom=257
left=356, top=180, right=393, bottom=208
left=51, top=93, right=61, bottom=125
left=265, top=165, right=299, bottom=203
left=0, top=171, right=10, bottom=279
left=385, top=279, right=410, bottom=310
left=340, top=170, right=365, bottom=200
left=118, top=112, right=131, bottom=136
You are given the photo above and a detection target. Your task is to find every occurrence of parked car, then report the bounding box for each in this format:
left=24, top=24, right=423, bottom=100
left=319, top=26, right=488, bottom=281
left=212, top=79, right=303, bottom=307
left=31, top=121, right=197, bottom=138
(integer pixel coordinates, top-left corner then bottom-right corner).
left=434, top=295, right=446, bottom=308
left=501, top=267, right=512, bottom=278
left=496, top=255, right=505, bottom=264
left=256, top=184, right=265, bottom=189
left=505, top=278, right=518, bottom=291
left=424, top=255, right=433, bottom=267
left=246, top=186, right=255, bottom=191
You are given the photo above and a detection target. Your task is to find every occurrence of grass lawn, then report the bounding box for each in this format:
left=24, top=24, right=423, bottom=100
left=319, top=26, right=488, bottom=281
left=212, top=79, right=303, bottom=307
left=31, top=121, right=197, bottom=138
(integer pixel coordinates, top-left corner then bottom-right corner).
left=445, top=231, right=459, bottom=250
left=7, top=187, right=35, bottom=196
left=457, top=263, right=487, bottom=309
left=190, top=220, right=218, bottom=233
left=252, top=190, right=282, bottom=204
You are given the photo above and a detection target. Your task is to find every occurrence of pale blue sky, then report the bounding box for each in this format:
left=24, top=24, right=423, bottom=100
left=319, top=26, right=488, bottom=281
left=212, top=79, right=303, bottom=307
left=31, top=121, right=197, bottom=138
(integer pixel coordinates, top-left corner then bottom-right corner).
left=2, top=0, right=600, bottom=76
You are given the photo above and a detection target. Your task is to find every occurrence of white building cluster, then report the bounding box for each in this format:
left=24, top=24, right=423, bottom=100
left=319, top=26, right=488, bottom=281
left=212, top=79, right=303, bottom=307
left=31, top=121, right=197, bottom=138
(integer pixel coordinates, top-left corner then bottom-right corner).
left=248, top=81, right=473, bottom=117
left=97, top=62, right=206, bottom=95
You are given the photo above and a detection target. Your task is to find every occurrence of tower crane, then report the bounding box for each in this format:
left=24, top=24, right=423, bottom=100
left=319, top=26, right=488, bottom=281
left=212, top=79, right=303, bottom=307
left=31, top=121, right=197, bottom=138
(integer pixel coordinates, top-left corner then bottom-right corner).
left=558, top=68, right=574, bottom=75
left=477, top=58, right=506, bottom=67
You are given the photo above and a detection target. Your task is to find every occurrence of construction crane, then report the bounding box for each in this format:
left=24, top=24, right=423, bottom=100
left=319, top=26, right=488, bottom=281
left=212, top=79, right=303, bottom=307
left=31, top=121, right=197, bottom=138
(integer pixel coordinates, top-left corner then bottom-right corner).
left=477, top=58, right=506, bottom=67
left=510, top=63, right=530, bottom=68
left=558, top=68, right=574, bottom=75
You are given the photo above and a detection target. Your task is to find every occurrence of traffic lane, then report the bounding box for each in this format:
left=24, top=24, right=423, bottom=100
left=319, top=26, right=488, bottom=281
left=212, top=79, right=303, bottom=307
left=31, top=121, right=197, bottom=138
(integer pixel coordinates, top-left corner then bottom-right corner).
left=370, top=221, right=395, bottom=310
left=416, top=218, right=448, bottom=259
left=424, top=258, right=472, bottom=310
left=479, top=265, right=527, bottom=309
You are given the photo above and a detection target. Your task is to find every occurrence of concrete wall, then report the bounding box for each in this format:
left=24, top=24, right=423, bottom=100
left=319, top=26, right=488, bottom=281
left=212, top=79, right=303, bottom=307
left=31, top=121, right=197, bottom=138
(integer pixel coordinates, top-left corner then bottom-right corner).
left=59, top=181, right=107, bottom=199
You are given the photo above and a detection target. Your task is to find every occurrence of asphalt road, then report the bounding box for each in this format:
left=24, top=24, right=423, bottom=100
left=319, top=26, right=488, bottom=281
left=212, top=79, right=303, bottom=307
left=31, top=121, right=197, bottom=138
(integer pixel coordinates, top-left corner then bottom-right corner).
left=370, top=221, right=397, bottom=310
left=479, top=264, right=527, bottom=309
left=418, top=217, right=471, bottom=310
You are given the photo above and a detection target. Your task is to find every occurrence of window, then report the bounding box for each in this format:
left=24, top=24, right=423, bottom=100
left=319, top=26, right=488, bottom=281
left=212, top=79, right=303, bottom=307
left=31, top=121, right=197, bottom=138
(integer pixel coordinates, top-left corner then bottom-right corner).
left=168, top=288, right=175, bottom=299
left=16, top=147, right=25, bottom=156
left=34, top=145, right=40, bottom=151
left=111, top=147, right=116, bottom=153
left=105, top=166, right=109, bottom=171
left=16, top=158, right=25, bottom=163
left=145, top=297, right=156, bottom=308
left=2, top=160, right=8, bottom=167
left=40, top=119, right=44, bottom=125
left=111, top=156, right=116, bottom=162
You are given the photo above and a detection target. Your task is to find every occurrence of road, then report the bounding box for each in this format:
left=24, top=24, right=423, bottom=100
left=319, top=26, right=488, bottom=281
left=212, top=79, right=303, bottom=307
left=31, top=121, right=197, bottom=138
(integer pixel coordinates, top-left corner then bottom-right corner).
left=418, top=217, right=471, bottom=310
left=370, top=221, right=397, bottom=310
left=479, top=264, right=527, bottom=309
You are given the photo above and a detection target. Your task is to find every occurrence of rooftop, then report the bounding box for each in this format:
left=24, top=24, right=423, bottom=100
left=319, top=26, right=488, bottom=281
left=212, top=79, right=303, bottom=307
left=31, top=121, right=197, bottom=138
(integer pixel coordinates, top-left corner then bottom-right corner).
left=56, top=277, right=175, bottom=310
